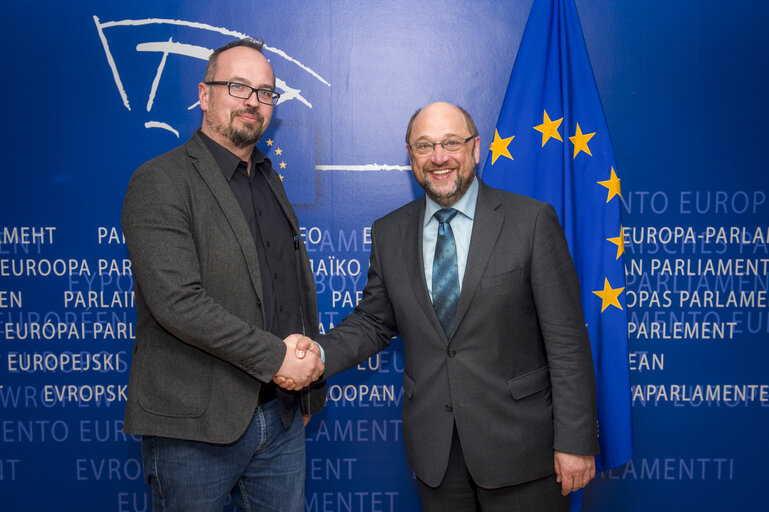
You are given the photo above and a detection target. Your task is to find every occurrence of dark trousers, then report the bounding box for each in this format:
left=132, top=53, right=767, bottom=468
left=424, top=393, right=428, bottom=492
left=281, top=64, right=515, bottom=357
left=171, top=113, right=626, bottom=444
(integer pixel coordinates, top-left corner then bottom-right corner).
left=417, top=425, right=568, bottom=512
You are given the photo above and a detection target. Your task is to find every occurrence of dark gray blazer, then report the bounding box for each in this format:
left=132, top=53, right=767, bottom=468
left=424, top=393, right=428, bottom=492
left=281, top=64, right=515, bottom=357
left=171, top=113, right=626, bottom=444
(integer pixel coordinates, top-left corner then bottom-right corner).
left=122, top=132, right=324, bottom=444
left=320, top=180, right=598, bottom=488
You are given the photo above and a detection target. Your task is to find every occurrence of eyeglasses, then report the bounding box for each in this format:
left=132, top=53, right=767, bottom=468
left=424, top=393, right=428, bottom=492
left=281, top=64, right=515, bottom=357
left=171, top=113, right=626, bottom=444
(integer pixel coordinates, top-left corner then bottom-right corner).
left=204, top=81, right=281, bottom=105
left=408, top=135, right=476, bottom=156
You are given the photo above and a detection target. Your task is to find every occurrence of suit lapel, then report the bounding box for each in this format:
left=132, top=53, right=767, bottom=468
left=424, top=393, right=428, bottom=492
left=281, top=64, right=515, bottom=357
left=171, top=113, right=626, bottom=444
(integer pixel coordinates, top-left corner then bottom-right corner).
left=451, top=182, right=503, bottom=336
left=401, top=199, right=447, bottom=339
left=185, top=134, right=266, bottom=306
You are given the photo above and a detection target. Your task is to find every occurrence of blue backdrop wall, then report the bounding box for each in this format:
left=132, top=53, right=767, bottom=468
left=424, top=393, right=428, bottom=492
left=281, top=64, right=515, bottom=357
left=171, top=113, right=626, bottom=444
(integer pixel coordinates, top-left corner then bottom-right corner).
left=1, top=1, right=767, bottom=510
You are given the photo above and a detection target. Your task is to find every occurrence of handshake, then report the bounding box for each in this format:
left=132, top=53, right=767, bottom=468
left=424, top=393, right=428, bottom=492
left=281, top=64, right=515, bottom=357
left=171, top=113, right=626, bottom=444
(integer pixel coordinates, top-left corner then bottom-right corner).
left=273, top=334, right=324, bottom=390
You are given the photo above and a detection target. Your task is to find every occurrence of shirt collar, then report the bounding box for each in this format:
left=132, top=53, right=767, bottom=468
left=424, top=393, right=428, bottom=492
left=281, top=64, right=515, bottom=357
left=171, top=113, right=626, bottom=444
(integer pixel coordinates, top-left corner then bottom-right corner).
left=197, top=129, right=268, bottom=181
left=423, top=176, right=479, bottom=227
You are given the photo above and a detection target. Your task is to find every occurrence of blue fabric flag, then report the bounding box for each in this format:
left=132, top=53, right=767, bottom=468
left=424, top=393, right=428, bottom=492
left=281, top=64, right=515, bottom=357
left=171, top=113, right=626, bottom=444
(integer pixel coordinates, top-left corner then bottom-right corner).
left=481, top=0, right=633, bottom=508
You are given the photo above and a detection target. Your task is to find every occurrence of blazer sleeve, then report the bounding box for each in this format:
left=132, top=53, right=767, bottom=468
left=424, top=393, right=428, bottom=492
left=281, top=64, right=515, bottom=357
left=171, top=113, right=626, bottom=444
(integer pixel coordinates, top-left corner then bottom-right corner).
left=121, top=157, right=287, bottom=383
left=530, top=203, right=599, bottom=455
left=317, top=220, right=398, bottom=377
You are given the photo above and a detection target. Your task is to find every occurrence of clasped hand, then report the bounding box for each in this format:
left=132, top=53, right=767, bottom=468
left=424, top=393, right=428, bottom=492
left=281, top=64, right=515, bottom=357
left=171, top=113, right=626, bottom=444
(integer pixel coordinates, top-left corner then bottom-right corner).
left=273, top=334, right=323, bottom=391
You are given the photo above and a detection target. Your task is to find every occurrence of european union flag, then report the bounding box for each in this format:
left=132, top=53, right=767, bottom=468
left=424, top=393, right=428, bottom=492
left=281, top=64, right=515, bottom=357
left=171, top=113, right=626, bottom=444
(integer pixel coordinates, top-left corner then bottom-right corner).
left=481, top=0, right=632, bottom=507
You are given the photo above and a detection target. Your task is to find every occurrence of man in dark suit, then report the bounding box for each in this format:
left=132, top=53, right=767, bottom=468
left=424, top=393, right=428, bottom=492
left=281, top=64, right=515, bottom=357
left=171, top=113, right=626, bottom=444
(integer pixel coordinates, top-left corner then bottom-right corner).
left=122, top=39, right=325, bottom=511
left=282, top=101, right=598, bottom=511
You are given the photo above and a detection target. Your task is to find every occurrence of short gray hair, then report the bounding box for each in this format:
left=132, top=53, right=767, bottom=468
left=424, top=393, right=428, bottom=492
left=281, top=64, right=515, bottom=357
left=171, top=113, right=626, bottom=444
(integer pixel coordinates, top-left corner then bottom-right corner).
left=204, top=38, right=265, bottom=82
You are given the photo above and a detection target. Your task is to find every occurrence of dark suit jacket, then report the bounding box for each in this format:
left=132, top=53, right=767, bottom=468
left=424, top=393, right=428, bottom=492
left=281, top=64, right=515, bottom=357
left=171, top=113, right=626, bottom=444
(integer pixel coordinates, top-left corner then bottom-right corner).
left=319, top=180, right=598, bottom=488
left=122, top=132, right=324, bottom=444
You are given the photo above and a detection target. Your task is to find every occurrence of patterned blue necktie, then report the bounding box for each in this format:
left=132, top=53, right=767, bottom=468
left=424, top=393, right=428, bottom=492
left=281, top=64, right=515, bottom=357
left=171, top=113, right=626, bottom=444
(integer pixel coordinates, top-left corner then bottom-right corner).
left=432, top=208, right=460, bottom=337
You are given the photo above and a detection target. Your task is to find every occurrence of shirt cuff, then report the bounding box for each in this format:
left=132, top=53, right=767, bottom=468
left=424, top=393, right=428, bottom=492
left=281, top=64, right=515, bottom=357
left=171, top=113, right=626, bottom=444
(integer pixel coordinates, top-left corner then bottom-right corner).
left=314, top=341, right=326, bottom=364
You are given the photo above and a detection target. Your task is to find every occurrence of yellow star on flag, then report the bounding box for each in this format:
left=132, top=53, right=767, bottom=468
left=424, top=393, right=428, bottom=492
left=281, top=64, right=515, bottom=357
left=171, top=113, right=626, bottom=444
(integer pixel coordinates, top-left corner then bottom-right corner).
left=533, top=110, right=563, bottom=147
left=489, top=129, right=514, bottom=164
left=279, top=174, right=284, bottom=182
left=597, top=167, right=622, bottom=203
left=266, top=139, right=274, bottom=146
left=593, top=277, right=625, bottom=312
left=606, top=226, right=624, bottom=259
left=279, top=161, right=287, bottom=169
left=569, top=123, right=595, bottom=159
left=275, top=148, right=283, bottom=156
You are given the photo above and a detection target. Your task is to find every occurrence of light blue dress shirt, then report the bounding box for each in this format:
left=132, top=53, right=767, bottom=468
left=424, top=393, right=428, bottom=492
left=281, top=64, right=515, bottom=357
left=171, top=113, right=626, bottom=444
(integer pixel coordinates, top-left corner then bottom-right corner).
left=319, top=178, right=478, bottom=362
left=422, top=177, right=479, bottom=299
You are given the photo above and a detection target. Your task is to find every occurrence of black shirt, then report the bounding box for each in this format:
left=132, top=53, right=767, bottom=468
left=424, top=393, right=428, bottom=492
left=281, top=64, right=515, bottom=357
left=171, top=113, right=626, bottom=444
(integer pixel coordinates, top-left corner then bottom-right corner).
left=198, top=130, right=303, bottom=340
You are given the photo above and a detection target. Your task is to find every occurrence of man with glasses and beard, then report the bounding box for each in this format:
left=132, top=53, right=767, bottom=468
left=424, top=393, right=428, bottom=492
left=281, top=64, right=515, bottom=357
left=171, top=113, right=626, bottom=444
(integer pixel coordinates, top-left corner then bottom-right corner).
left=121, top=38, right=324, bottom=511
left=280, top=101, right=599, bottom=511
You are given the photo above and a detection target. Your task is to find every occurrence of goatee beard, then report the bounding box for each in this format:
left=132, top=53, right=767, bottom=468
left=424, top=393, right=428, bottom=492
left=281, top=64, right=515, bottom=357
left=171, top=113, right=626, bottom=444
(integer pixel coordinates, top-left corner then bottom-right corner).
left=425, top=181, right=460, bottom=207
left=422, top=166, right=461, bottom=207
left=226, top=108, right=264, bottom=148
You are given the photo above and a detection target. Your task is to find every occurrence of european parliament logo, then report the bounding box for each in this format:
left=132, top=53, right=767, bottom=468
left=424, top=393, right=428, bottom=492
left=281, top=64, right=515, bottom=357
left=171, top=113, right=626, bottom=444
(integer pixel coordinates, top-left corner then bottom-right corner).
left=92, top=16, right=327, bottom=204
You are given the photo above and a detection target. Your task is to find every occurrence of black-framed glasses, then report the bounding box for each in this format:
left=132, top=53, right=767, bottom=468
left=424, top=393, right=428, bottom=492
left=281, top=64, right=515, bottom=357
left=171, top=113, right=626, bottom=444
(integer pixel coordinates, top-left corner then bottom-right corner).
left=204, top=81, right=281, bottom=105
left=408, top=135, right=476, bottom=156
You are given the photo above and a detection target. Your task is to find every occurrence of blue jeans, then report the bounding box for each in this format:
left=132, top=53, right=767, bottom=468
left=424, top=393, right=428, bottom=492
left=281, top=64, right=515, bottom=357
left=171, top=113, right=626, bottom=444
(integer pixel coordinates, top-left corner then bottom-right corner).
left=141, top=400, right=305, bottom=512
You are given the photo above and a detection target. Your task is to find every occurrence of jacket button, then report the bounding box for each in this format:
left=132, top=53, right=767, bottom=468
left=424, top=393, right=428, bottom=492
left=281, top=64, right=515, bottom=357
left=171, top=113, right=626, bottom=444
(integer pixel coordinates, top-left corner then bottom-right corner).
left=257, top=299, right=262, bottom=307
left=445, top=404, right=453, bottom=412
left=447, top=348, right=456, bottom=357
